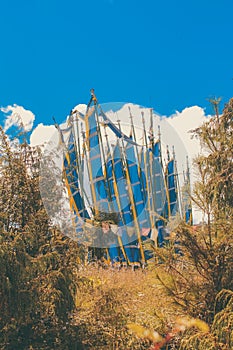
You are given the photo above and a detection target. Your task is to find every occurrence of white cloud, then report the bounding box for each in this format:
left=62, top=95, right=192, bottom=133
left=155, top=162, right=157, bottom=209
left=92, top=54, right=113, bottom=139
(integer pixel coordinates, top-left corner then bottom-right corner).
left=165, top=106, right=210, bottom=159
left=29, top=103, right=88, bottom=149
left=30, top=123, right=58, bottom=147
left=72, top=104, right=87, bottom=115
left=1, top=104, right=35, bottom=132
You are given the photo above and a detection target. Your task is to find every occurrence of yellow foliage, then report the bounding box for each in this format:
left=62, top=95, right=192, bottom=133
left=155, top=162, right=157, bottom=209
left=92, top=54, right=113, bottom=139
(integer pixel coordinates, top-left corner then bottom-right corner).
left=175, top=317, right=210, bottom=333
left=127, top=323, right=163, bottom=342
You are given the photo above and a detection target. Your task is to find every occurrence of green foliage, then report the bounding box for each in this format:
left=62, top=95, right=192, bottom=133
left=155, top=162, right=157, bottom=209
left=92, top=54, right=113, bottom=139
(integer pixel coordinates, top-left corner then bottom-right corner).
left=150, top=98, right=233, bottom=348
left=163, top=223, right=233, bottom=321
left=179, top=289, right=233, bottom=349
left=0, top=127, right=83, bottom=349
left=192, top=98, right=233, bottom=223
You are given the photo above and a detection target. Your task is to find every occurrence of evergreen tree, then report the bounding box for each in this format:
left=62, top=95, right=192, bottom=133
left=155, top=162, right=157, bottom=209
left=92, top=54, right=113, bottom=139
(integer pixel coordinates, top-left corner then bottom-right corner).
left=0, top=126, right=83, bottom=349
left=153, top=98, right=233, bottom=348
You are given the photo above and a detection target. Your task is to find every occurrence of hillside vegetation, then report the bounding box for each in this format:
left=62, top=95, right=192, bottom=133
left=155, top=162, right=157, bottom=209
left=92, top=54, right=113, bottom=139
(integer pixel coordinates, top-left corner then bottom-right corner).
left=0, top=98, right=232, bottom=349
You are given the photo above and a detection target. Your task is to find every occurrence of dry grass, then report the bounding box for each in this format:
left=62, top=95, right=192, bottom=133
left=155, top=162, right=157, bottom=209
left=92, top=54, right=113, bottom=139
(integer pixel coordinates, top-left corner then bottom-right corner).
left=71, top=266, right=185, bottom=349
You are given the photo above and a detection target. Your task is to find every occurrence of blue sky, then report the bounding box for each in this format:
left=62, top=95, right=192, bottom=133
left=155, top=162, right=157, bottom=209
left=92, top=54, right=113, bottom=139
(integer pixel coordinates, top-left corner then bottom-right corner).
left=1, top=0, right=232, bottom=126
